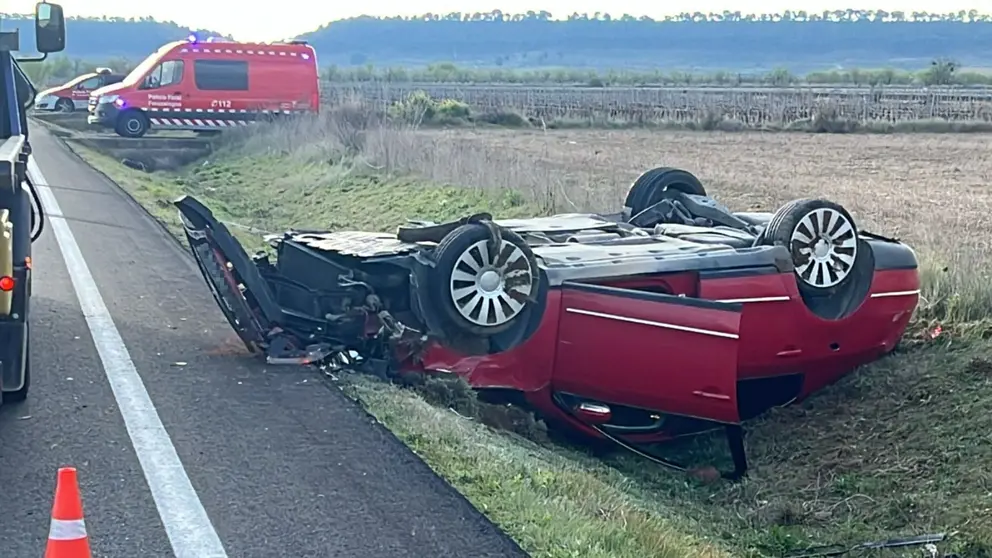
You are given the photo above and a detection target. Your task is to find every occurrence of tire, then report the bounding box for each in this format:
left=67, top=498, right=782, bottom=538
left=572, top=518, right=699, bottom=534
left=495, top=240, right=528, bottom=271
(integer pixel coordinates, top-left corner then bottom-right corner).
left=623, top=167, right=707, bottom=219
left=762, top=198, right=861, bottom=294
left=54, top=98, right=74, bottom=113
left=2, top=323, right=29, bottom=404
left=428, top=223, right=540, bottom=337
left=116, top=110, right=149, bottom=138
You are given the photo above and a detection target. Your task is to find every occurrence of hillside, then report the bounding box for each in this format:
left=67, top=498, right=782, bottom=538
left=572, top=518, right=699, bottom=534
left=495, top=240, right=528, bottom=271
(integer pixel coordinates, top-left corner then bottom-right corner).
left=1, top=14, right=225, bottom=60
left=300, top=11, right=992, bottom=73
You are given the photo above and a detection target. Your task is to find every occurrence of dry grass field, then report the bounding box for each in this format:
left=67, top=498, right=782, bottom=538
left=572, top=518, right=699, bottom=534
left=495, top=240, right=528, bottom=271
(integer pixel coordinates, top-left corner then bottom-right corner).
left=325, top=83, right=992, bottom=127
left=371, top=126, right=992, bottom=321
left=60, top=112, right=992, bottom=558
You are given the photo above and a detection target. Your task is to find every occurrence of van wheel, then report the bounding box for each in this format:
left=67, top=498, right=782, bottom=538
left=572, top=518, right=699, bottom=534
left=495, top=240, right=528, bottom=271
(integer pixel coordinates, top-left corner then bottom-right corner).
left=116, top=110, right=149, bottom=138
left=54, top=98, right=74, bottom=113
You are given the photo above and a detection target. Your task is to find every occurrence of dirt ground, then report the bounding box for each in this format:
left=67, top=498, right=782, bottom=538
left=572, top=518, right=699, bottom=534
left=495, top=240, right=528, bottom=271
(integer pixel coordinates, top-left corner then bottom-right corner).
left=419, top=128, right=992, bottom=252
left=394, top=127, right=991, bottom=324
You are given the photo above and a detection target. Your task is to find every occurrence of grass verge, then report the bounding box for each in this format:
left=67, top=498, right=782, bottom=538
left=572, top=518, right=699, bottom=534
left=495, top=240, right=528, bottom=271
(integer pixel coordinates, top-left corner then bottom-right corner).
left=64, top=116, right=992, bottom=558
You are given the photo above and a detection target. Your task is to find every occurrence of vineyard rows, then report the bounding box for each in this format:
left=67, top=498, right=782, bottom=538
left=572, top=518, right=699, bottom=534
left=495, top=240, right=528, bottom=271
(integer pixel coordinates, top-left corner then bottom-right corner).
left=321, top=81, right=992, bottom=124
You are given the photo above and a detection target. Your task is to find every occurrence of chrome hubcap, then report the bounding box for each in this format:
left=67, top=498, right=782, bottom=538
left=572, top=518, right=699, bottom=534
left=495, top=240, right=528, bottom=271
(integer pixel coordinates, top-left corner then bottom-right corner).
left=790, top=208, right=858, bottom=289
left=450, top=238, right=535, bottom=327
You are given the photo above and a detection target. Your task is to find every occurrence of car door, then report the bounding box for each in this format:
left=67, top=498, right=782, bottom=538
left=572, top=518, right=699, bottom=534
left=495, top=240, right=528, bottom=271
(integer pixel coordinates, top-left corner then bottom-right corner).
left=552, top=281, right=742, bottom=424
left=71, top=76, right=100, bottom=109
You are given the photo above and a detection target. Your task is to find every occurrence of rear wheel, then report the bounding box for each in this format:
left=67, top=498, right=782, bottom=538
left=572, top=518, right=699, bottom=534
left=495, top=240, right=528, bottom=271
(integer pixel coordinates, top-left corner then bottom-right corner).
left=763, top=199, right=860, bottom=294
left=116, top=110, right=149, bottom=138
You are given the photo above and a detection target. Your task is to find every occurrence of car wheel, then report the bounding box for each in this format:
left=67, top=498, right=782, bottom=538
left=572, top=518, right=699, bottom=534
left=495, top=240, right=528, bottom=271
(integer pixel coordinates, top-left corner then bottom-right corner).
left=54, top=98, right=74, bottom=113
left=623, top=167, right=707, bottom=220
left=2, top=322, right=29, bottom=403
left=763, top=199, right=860, bottom=293
left=429, top=222, right=540, bottom=337
left=116, top=110, right=149, bottom=138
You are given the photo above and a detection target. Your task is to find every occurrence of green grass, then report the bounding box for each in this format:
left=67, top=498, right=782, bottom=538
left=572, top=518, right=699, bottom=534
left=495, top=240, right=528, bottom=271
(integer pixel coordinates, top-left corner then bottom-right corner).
left=66, top=124, right=992, bottom=558
left=72, top=143, right=537, bottom=250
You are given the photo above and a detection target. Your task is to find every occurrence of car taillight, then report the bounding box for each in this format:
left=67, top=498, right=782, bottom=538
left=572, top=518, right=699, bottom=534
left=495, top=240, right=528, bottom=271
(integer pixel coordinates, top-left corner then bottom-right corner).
left=0, top=275, right=14, bottom=291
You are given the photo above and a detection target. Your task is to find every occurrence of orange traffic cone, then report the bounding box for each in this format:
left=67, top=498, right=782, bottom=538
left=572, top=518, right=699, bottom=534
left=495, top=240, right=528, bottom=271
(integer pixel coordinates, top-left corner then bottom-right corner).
left=44, top=467, right=92, bottom=558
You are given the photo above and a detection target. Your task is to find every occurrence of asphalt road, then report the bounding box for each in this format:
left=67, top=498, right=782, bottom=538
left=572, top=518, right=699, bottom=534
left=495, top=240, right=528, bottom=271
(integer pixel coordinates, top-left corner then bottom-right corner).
left=0, top=125, right=528, bottom=558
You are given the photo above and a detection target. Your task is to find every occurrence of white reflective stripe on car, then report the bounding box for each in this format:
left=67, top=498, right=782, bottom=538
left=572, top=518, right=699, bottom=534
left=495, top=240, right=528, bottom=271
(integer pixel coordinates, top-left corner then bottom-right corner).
left=716, top=296, right=791, bottom=304
left=870, top=289, right=921, bottom=298
left=565, top=307, right=739, bottom=339
left=48, top=518, right=87, bottom=541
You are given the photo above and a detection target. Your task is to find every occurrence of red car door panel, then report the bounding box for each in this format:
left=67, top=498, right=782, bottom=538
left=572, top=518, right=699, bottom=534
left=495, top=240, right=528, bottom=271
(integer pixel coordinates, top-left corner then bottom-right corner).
left=553, top=282, right=741, bottom=424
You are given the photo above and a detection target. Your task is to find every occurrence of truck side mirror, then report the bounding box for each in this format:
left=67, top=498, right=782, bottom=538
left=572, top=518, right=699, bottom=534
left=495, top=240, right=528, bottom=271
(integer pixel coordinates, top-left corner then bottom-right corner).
left=35, top=2, right=66, bottom=54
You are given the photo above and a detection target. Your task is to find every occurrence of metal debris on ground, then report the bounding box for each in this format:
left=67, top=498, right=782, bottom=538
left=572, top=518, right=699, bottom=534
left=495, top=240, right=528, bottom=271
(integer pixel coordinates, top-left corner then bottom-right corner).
left=265, top=341, right=335, bottom=366
left=783, top=533, right=950, bottom=558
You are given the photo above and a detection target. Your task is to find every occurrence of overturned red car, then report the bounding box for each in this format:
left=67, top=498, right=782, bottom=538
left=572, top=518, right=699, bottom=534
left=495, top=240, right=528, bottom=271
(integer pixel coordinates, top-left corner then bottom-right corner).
left=176, top=167, right=920, bottom=480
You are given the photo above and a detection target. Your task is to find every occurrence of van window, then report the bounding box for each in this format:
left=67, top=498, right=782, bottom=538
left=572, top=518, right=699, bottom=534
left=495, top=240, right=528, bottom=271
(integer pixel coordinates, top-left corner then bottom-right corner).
left=141, top=60, right=184, bottom=90
left=193, top=60, right=249, bottom=91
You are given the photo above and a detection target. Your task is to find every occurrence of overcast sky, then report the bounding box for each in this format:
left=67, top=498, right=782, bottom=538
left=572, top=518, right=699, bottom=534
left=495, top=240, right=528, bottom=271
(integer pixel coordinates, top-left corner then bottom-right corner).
left=4, top=1, right=986, bottom=41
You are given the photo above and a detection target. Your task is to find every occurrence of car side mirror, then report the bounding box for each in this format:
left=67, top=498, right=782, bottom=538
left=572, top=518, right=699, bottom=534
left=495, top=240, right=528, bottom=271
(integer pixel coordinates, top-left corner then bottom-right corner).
left=35, top=2, right=66, bottom=54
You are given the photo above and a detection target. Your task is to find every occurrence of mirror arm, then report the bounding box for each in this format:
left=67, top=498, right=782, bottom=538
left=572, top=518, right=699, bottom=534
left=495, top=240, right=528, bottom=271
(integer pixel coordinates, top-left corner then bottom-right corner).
left=15, top=54, right=47, bottom=62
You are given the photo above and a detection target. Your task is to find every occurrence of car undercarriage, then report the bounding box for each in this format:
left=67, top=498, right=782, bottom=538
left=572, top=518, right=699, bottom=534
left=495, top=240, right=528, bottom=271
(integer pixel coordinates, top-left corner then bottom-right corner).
left=176, top=167, right=920, bottom=480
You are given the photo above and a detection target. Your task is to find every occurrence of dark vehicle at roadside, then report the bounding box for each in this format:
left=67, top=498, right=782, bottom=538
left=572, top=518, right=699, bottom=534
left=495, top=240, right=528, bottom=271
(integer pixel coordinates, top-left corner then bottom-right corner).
left=0, top=2, right=66, bottom=406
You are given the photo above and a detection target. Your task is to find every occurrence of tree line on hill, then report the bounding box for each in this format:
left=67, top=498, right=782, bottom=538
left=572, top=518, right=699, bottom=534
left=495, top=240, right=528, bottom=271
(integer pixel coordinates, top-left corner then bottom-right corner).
left=3, top=11, right=991, bottom=76
left=300, top=10, right=992, bottom=71
left=311, top=9, right=992, bottom=23
left=0, top=14, right=224, bottom=60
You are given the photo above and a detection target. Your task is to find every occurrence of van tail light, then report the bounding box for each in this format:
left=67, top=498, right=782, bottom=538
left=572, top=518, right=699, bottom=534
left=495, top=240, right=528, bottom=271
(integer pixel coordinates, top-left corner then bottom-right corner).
left=0, top=275, right=15, bottom=292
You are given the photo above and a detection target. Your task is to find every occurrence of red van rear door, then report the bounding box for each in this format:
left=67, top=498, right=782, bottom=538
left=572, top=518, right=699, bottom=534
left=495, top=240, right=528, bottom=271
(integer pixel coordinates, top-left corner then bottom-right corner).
left=552, top=281, right=741, bottom=424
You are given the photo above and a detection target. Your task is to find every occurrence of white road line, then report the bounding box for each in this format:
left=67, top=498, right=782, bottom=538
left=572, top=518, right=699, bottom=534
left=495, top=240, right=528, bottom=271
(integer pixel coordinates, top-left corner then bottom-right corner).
left=28, top=157, right=228, bottom=558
